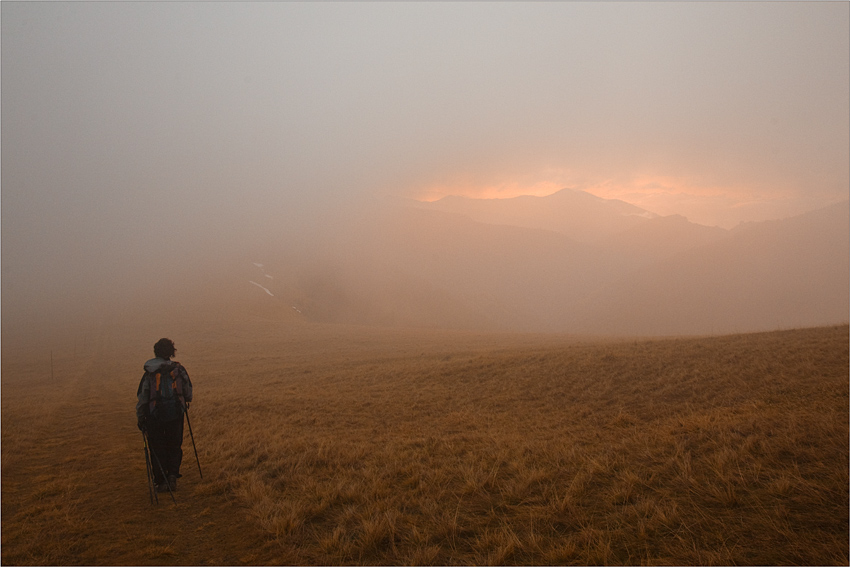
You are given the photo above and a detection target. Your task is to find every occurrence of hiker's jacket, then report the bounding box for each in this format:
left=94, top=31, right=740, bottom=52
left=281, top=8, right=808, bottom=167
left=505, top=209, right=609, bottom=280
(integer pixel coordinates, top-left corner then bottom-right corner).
left=136, top=357, right=193, bottom=422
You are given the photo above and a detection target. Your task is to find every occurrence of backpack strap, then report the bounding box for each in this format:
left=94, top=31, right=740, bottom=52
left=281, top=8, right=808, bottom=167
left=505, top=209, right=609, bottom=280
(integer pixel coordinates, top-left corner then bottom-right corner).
left=172, top=365, right=186, bottom=406
left=147, top=372, right=161, bottom=414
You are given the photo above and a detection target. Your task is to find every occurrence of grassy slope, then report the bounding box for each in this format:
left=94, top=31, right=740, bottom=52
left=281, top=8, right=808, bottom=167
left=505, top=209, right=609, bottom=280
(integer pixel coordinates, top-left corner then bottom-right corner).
left=2, top=322, right=847, bottom=565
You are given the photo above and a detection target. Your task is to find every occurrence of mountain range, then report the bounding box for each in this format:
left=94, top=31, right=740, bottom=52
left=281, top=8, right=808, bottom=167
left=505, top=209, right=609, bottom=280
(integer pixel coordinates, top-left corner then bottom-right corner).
left=410, top=188, right=655, bottom=242
left=233, top=190, right=848, bottom=336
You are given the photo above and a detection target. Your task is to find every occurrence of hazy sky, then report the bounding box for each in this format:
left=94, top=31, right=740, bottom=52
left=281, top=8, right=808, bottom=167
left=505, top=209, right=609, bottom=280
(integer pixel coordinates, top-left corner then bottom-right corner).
left=2, top=2, right=848, bottom=333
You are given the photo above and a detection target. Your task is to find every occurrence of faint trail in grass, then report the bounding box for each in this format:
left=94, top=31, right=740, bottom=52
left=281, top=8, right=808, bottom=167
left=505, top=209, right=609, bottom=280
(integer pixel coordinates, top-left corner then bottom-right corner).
left=1, top=331, right=278, bottom=566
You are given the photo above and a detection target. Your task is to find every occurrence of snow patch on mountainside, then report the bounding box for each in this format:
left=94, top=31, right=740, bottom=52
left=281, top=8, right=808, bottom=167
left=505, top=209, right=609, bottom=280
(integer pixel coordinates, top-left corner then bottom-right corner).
left=249, top=281, right=274, bottom=296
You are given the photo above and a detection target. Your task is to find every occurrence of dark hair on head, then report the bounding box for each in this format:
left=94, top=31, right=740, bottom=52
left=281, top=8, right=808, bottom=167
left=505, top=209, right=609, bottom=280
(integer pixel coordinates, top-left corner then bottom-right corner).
left=154, top=338, right=176, bottom=360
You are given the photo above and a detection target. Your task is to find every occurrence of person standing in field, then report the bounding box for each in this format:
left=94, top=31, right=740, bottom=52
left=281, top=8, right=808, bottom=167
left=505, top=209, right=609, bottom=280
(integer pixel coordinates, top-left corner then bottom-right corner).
left=136, top=338, right=193, bottom=493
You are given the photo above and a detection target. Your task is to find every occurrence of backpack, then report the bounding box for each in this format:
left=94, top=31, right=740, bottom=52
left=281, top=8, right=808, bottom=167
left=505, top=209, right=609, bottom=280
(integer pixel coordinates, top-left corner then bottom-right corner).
left=147, top=364, right=185, bottom=422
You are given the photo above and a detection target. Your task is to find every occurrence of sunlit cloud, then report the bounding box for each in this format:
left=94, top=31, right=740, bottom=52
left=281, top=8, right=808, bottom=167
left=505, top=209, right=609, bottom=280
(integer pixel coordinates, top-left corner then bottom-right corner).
left=416, top=181, right=559, bottom=202
left=413, top=168, right=578, bottom=202
left=410, top=167, right=840, bottom=229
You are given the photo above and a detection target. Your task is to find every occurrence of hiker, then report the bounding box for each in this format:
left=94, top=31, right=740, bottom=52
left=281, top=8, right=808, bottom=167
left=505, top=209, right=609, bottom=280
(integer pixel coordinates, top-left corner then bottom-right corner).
left=136, top=338, right=193, bottom=493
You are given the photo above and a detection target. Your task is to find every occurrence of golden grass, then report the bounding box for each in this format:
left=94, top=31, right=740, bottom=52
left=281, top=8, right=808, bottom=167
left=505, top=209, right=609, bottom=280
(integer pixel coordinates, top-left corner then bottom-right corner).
left=2, top=322, right=848, bottom=565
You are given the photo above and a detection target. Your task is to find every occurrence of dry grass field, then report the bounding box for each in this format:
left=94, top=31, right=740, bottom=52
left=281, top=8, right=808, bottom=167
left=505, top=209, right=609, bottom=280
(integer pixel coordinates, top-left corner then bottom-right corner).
left=2, top=320, right=848, bottom=565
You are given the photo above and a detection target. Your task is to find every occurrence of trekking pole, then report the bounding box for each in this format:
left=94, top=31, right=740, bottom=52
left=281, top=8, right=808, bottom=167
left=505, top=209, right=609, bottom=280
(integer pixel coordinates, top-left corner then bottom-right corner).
left=184, top=406, right=203, bottom=479
left=145, top=430, right=177, bottom=505
left=142, top=430, right=158, bottom=505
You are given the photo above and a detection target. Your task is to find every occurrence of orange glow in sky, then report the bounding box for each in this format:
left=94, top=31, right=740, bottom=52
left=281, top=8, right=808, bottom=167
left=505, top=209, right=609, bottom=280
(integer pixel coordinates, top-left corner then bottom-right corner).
left=413, top=171, right=830, bottom=228
left=414, top=168, right=579, bottom=202
left=417, top=180, right=565, bottom=202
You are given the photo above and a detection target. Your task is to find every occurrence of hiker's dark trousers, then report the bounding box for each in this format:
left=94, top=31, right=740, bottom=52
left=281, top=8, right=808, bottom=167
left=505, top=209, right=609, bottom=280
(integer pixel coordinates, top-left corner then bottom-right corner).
left=147, top=417, right=184, bottom=484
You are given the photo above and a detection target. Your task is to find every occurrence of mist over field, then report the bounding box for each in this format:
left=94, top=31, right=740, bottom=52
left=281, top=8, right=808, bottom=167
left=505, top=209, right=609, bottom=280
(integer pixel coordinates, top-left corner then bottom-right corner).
left=4, top=189, right=848, bottom=349
left=3, top=6, right=849, bottom=564
left=2, top=2, right=848, bottom=345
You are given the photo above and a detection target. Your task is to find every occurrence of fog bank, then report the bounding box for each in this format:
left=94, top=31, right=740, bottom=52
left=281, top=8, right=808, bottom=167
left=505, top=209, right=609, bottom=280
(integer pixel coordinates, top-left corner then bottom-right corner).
left=3, top=2, right=848, bottom=346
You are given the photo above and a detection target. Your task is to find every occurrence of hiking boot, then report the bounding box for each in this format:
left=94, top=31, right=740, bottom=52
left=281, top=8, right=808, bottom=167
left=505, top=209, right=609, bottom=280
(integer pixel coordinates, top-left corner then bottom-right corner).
left=167, top=475, right=178, bottom=492
left=156, top=482, right=169, bottom=493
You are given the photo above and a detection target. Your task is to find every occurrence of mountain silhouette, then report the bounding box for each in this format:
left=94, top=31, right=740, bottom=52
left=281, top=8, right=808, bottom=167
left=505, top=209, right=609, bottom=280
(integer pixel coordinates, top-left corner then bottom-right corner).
left=212, top=196, right=848, bottom=336
left=412, top=188, right=656, bottom=242
left=573, top=201, right=849, bottom=335
left=599, top=214, right=730, bottom=271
